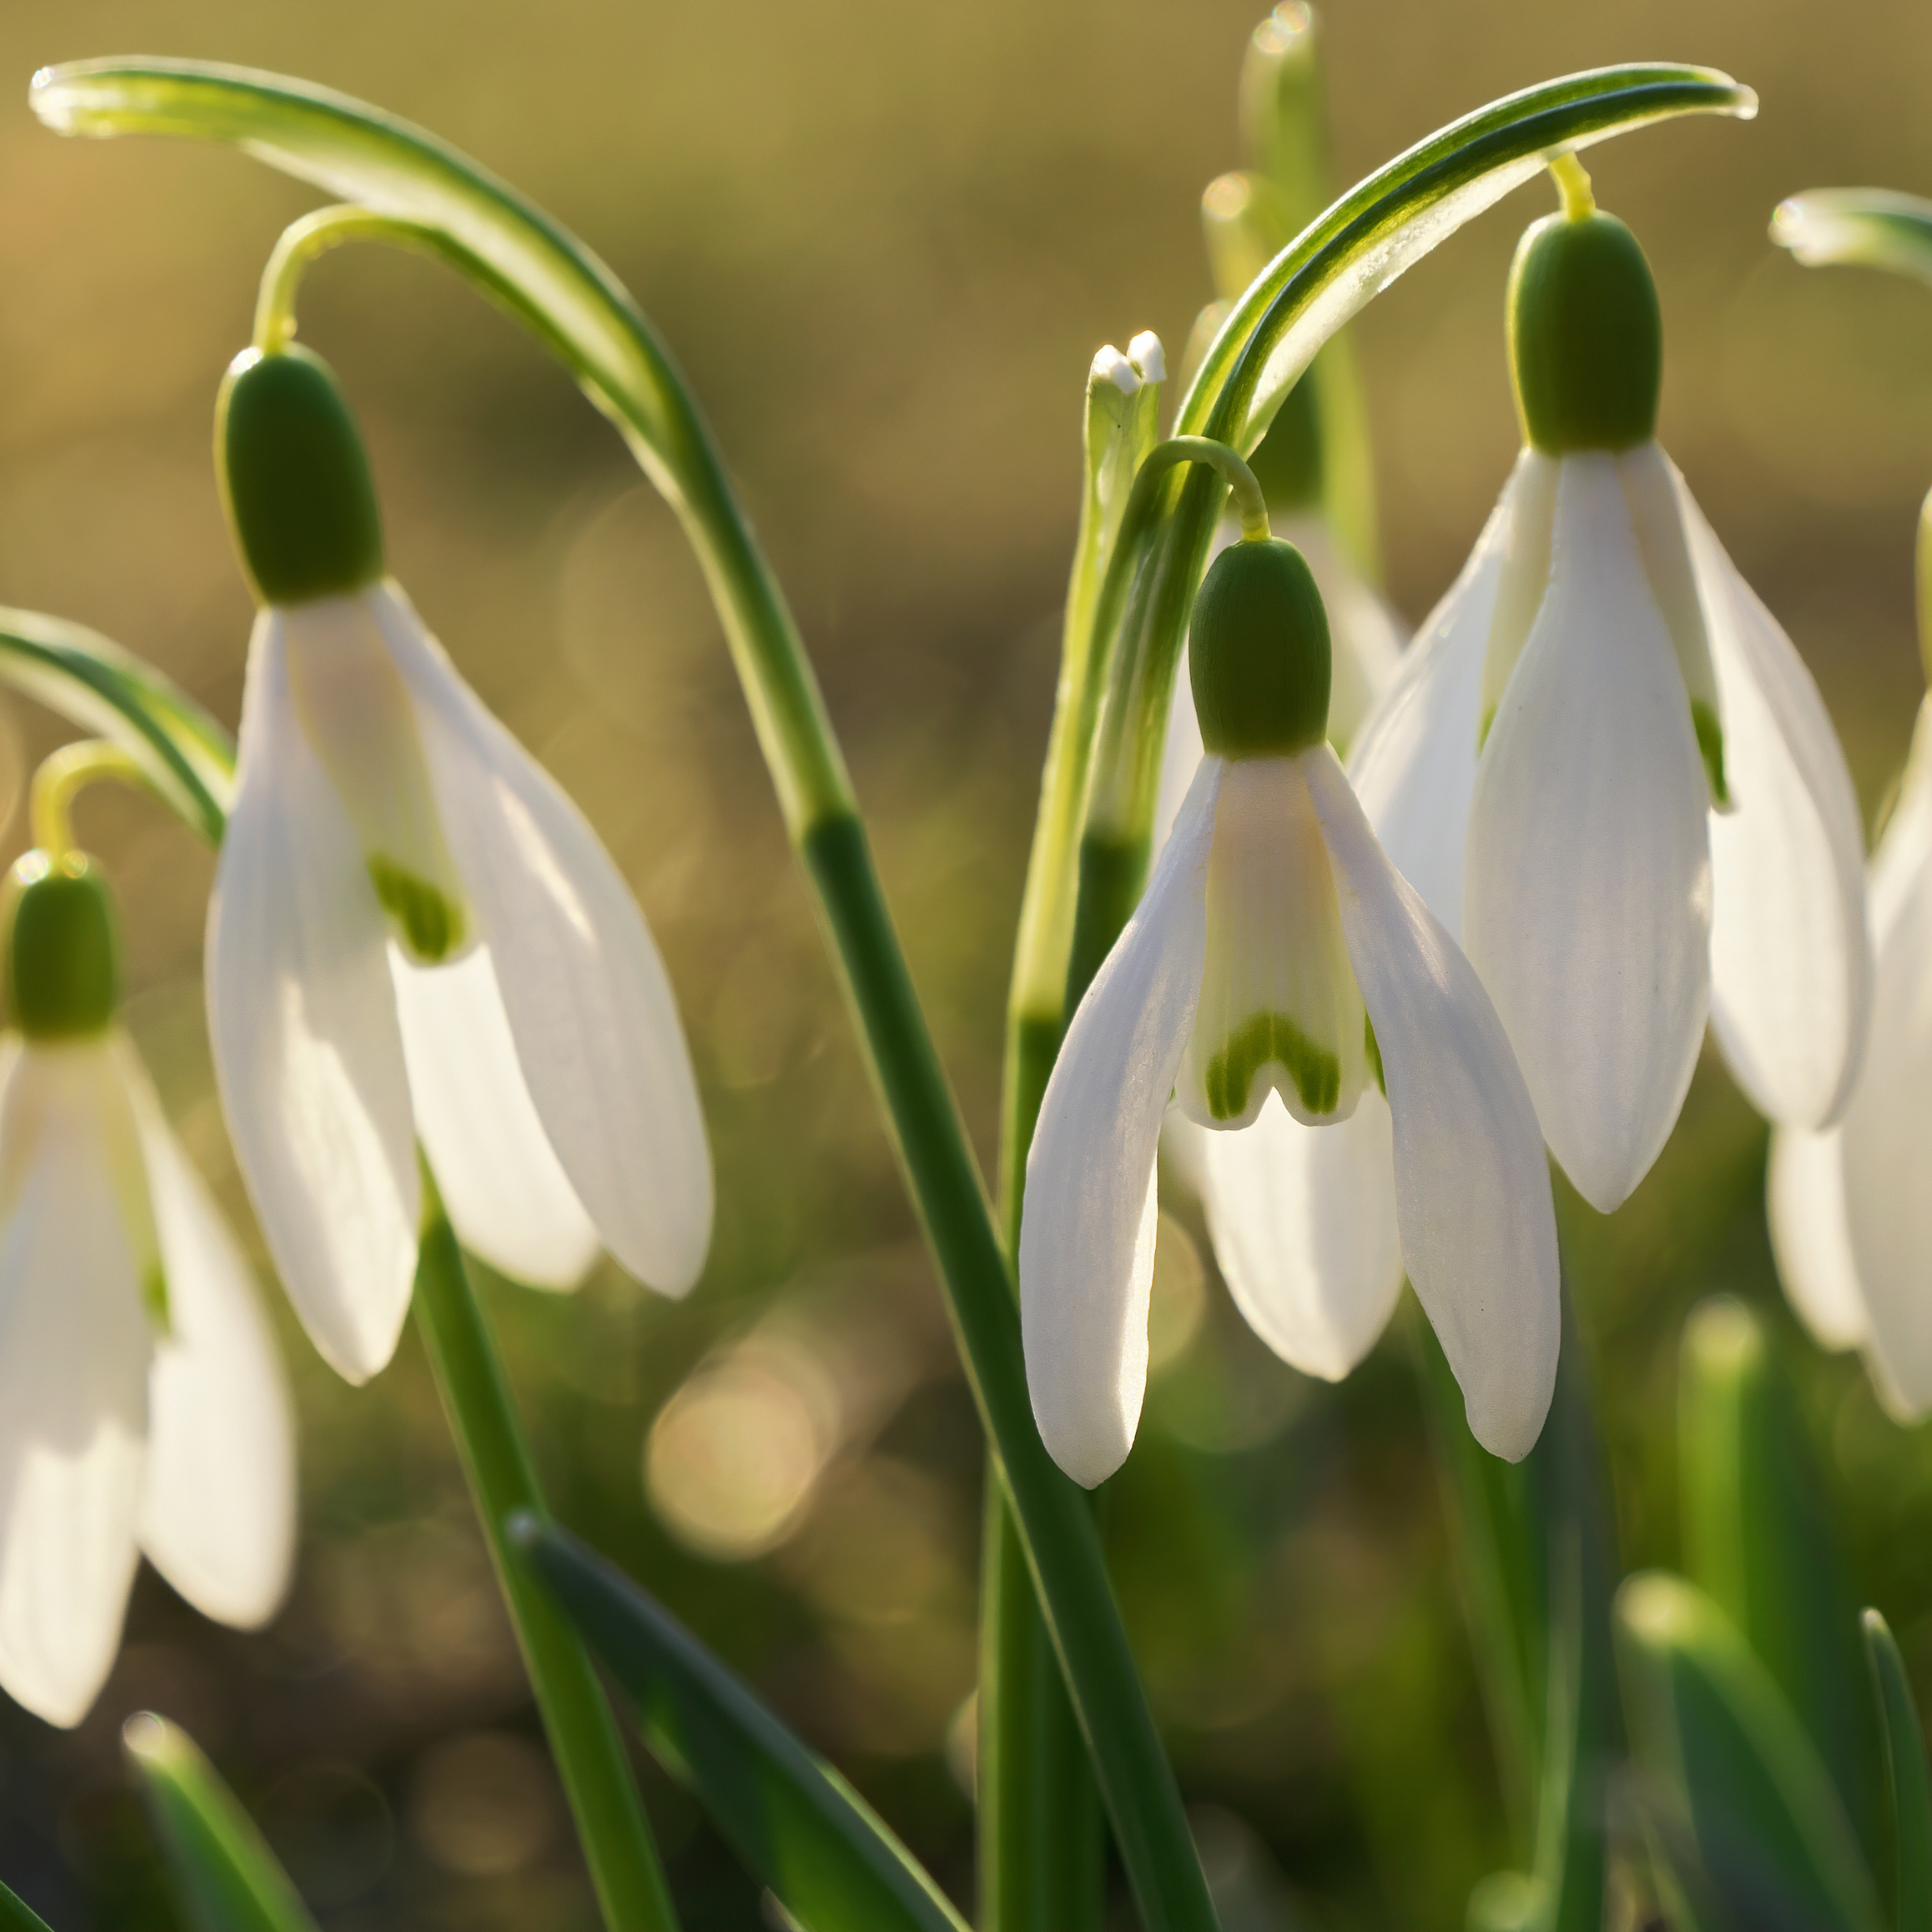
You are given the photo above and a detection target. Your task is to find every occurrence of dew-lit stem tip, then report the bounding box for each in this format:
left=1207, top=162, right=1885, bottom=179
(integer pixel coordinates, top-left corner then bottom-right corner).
left=253, top=204, right=408, bottom=353
left=29, top=739, right=146, bottom=861
left=1549, top=151, right=1595, bottom=222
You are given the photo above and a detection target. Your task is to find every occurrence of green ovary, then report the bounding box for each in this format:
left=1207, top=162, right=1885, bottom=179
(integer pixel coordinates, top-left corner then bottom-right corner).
left=370, top=856, right=465, bottom=963
left=1203, top=1008, right=1342, bottom=1120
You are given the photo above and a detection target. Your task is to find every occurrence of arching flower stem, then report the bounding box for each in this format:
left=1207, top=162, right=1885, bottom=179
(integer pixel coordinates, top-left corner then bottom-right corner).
left=28, top=740, right=147, bottom=861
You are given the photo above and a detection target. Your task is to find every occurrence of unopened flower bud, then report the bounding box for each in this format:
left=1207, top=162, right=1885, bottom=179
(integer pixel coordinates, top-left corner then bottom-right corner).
left=1190, top=537, right=1330, bottom=757
left=1507, top=209, right=1662, bottom=455
left=218, top=344, right=386, bottom=606
left=5, top=851, right=119, bottom=1040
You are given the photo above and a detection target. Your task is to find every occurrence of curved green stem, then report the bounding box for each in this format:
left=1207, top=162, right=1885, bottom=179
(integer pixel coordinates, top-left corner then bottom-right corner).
left=29, top=738, right=148, bottom=860
left=412, top=1173, right=681, bottom=1932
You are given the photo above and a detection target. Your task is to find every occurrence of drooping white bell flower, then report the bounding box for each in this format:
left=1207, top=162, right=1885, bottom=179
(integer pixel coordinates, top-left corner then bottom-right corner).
left=1357, top=195, right=1868, bottom=1214
left=0, top=847, right=295, bottom=1726
left=208, top=345, right=713, bottom=1383
left=1020, top=535, right=1558, bottom=1486
left=1768, top=695, right=1932, bottom=1419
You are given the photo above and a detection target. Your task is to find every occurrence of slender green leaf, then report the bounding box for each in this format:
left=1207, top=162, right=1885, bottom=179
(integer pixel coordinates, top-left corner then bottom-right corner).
left=0, top=1881, right=54, bottom=1931
left=1863, top=1609, right=1932, bottom=1932
left=1615, top=1572, right=1882, bottom=1932
left=1679, top=1297, right=1874, bottom=1851
left=122, top=1714, right=318, bottom=1932
left=0, top=609, right=234, bottom=842
left=1771, top=188, right=1932, bottom=289
left=518, top=1518, right=972, bottom=1932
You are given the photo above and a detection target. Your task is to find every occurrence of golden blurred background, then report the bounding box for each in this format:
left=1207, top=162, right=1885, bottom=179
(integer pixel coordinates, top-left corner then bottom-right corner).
left=0, top=1, right=1927, bottom=1926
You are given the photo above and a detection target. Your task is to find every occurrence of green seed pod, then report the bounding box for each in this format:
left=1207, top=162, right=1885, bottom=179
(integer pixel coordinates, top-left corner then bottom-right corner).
left=218, top=344, right=386, bottom=606
left=1190, top=537, right=1330, bottom=757
left=4, top=852, right=119, bottom=1040
left=1507, top=210, right=1662, bottom=455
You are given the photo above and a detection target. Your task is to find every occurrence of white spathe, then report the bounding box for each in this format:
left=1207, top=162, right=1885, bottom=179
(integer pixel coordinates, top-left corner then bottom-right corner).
left=0, top=1033, right=295, bottom=1727
left=1020, top=747, right=1558, bottom=1488
left=1769, top=696, right=1932, bottom=1420
left=209, top=583, right=714, bottom=1382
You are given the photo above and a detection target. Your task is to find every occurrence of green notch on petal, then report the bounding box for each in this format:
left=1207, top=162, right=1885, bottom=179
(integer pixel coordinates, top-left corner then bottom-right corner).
left=1692, top=699, right=1730, bottom=809
left=369, top=858, right=464, bottom=964
left=1205, top=1009, right=1340, bottom=1120
left=143, top=1261, right=170, bottom=1330
left=1364, top=1012, right=1385, bottom=1097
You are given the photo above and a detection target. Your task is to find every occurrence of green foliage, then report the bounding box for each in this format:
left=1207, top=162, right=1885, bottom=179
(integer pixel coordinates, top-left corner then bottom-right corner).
left=521, top=1519, right=971, bottom=1932
left=1863, top=1611, right=1932, bottom=1932
left=122, top=1716, right=320, bottom=1932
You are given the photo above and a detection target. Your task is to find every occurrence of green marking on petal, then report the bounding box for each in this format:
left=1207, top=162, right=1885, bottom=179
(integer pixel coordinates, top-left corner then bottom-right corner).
left=1477, top=704, right=1496, bottom=753
left=143, top=1260, right=170, bottom=1331
left=1204, top=1009, right=1342, bottom=1121
left=1692, top=698, right=1730, bottom=809
left=1364, top=1013, right=1385, bottom=1098
left=369, top=857, right=465, bottom=964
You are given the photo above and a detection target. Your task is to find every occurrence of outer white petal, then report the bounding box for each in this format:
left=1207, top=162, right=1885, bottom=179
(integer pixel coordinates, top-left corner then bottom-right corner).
left=372, top=584, right=712, bottom=1296
left=1839, top=787, right=1932, bottom=1420
left=1766, top=1126, right=1866, bottom=1353
left=208, top=610, right=420, bottom=1382
left=1464, top=454, right=1712, bottom=1213
left=1305, top=746, right=1559, bottom=1461
left=1152, top=638, right=1207, bottom=865
left=1678, top=472, right=1872, bottom=1128
left=393, top=947, right=601, bottom=1289
left=1200, top=1088, right=1401, bottom=1381
left=0, top=1044, right=149, bottom=1726
left=1020, top=761, right=1221, bottom=1488
left=1348, top=466, right=1514, bottom=938
left=123, top=1042, right=296, bottom=1629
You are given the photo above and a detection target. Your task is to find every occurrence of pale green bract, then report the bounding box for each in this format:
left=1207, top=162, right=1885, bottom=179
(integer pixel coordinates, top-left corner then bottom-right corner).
left=1771, top=186, right=1932, bottom=285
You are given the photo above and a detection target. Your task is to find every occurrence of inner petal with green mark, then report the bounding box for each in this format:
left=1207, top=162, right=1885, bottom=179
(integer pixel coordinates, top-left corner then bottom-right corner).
left=282, top=593, right=470, bottom=964
left=1178, top=755, right=1367, bottom=1131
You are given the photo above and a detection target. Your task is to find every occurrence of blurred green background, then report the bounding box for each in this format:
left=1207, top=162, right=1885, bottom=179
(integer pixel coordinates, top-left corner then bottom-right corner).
left=0, top=2, right=1927, bottom=1926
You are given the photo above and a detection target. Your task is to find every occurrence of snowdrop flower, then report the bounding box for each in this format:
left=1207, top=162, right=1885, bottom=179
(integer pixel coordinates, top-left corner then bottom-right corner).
left=1769, top=692, right=1932, bottom=1419
left=1348, top=175, right=1869, bottom=1214
left=209, top=345, right=712, bottom=1383
left=1020, top=533, right=1558, bottom=1485
left=0, top=843, right=294, bottom=1725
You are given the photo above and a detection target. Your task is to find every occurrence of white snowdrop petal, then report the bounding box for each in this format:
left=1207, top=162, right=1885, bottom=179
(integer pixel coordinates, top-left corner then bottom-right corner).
left=1464, top=453, right=1712, bottom=1213
left=373, top=584, right=712, bottom=1297
left=208, top=610, right=420, bottom=1383
left=1766, top=1126, right=1866, bottom=1353
left=1179, top=759, right=1366, bottom=1130
left=124, top=1042, right=296, bottom=1630
left=393, top=946, right=602, bottom=1290
left=1020, top=762, right=1220, bottom=1488
left=1201, top=1088, right=1402, bottom=1381
left=1839, top=839, right=1932, bottom=1421
left=1477, top=450, right=1561, bottom=735
left=1305, top=745, right=1559, bottom=1461
left=1348, top=464, right=1515, bottom=938
left=0, top=1046, right=149, bottom=1726
left=1678, top=475, right=1872, bottom=1129
left=1152, top=638, right=1208, bottom=865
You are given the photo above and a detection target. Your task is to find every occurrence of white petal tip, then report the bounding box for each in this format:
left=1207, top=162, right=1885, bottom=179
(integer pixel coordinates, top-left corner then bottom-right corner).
left=1091, top=346, right=1140, bottom=395
left=1127, top=331, right=1166, bottom=382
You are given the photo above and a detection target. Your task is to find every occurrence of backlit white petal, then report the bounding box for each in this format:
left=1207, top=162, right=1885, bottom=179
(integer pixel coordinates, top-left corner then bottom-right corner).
left=0, top=1044, right=149, bottom=1726
left=1839, top=812, right=1932, bottom=1421
left=1464, top=454, right=1712, bottom=1213
left=1348, top=469, right=1514, bottom=938
left=1766, top=1126, right=1866, bottom=1353
left=1477, top=450, right=1561, bottom=735
left=1678, top=475, right=1872, bottom=1128
left=123, top=1041, right=295, bottom=1629
left=1179, top=758, right=1366, bottom=1129
left=1200, top=1088, right=1401, bottom=1381
left=1305, top=745, right=1559, bottom=1461
left=1020, top=761, right=1220, bottom=1488
left=393, top=946, right=601, bottom=1290
left=208, top=610, right=420, bottom=1383
left=371, top=584, right=712, bottom=1297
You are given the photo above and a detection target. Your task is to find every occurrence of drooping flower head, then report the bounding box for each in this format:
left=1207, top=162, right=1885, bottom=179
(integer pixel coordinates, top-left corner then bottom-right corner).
left=209, top=344, right=713, bottom=1382
left=1350, top=166, right=1870, bottom=1213
left=0, top=840, right=293, bottom=1725
left=1020, top=531, right=1559, bottom=1486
